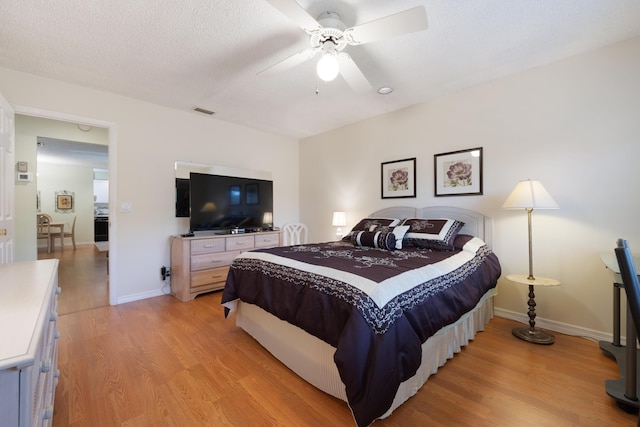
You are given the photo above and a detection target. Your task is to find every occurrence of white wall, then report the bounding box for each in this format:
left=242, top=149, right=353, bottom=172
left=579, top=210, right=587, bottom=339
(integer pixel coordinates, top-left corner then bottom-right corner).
left=2, top=67, right=299, bottom=304
left=300, top=37, right=640, bottom=339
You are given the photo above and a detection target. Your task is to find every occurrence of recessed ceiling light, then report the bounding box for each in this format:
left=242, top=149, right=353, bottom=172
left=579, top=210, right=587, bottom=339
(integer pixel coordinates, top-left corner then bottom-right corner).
left=377, top=87, right=393, bottom=95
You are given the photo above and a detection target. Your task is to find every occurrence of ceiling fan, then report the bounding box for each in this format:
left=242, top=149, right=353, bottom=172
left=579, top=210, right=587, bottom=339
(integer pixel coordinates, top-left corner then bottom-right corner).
left=260, top=0, right=428, bottom=93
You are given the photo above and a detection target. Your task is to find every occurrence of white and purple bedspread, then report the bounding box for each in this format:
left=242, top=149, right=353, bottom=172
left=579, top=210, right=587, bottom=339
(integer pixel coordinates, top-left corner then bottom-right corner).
left=222, top=235, right=501, bottom=426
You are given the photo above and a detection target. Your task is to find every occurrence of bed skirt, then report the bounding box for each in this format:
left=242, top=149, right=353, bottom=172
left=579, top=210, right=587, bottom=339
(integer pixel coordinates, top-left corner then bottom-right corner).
left=235, top=287, right=497, bottom=421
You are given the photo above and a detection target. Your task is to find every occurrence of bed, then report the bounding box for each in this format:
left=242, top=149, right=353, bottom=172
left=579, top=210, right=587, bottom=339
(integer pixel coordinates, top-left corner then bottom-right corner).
left=221, top=206, right=501, bottom=426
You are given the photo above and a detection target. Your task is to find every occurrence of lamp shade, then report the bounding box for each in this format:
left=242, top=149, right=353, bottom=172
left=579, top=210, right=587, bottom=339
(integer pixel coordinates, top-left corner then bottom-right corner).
left=502, top=180, right=559, bottom=210
left=317, top=52, right=339, bottom=82
left=332, top=211, right=346, bottom=227
left=262, top=211, right=273, bottom=225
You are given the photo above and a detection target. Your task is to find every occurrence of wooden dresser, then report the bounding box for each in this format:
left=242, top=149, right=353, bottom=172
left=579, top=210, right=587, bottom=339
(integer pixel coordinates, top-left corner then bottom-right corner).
left=170, top=231, right=282, bottom=301
left=0, top=259, right=60, bottom=427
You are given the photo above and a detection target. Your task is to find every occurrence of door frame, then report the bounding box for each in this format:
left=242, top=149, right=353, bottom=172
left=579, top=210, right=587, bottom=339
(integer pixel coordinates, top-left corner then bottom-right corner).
left=14, top=104, right=119, bottom=305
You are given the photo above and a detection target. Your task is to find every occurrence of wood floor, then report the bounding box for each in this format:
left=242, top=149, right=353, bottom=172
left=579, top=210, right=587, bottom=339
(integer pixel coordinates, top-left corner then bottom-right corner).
left=38, top=244, right=109, bottom=315
left=48, top=247, right=636, bottom=426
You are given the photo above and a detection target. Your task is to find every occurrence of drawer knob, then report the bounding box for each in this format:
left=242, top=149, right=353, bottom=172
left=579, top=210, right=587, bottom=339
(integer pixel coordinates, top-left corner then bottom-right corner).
left=43, top=407, right=54, bottom=419
left=56, top=287, right=62, bottom=295
left=50, top=312, right=58, bottom=321
left=40, top=359, right=52, bottom=373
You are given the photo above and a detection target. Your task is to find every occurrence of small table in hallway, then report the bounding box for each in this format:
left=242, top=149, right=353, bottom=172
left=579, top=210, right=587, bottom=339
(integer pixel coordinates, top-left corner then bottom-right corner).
left=49, top=222, right=65, bottom=251
left=94, top=241, right=109, bottom=252
left=95, top=241, right=109, bottom=274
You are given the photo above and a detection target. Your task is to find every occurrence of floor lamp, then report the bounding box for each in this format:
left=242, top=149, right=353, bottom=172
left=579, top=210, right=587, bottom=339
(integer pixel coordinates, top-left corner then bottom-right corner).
left=503, top=179, right=559, bottom=344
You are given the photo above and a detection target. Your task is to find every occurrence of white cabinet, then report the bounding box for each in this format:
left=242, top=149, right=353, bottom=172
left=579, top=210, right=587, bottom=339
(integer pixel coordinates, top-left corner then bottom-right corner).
left=93, top=180, right=109, bottom=203
left=0, top=260, right=60, bottom=427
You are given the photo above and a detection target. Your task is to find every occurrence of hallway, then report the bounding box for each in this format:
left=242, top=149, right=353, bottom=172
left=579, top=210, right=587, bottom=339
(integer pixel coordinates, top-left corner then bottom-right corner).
left=38, top=244, right=109, bottom=315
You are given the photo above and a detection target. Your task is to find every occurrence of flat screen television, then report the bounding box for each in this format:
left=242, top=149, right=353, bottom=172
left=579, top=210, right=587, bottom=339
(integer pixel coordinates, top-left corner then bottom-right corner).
left=188, top=172, right=274, bottom=233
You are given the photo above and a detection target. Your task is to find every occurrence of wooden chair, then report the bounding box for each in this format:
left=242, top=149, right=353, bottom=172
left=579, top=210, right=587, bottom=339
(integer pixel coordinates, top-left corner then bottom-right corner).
left=62, top=215, right=77, bottom=249
left=37, top=213, right=52, bottom=253
left=614, top=238, right=640, bottom=427
left=282, top=223, right=308, bottom=246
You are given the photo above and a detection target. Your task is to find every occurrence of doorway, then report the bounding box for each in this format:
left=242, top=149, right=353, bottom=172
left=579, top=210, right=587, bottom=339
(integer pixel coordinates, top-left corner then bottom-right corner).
left=34, top=134, right=109, bottom=314
left=14, top=105, right=118, bottom=306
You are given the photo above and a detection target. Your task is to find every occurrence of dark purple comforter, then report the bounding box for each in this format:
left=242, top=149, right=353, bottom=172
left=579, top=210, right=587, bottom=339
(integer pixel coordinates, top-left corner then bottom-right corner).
left=222, top=237, right=501, bottom=426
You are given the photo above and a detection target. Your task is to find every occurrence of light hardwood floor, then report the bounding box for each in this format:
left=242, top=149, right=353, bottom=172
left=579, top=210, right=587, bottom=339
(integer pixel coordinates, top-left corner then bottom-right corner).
left=38, top=244, right=109, bottom=315
left=47, top=246, right=636, bottom=426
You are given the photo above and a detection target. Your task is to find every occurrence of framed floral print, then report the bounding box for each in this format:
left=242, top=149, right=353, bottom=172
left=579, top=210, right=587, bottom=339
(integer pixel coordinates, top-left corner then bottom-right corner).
left=55, top=190, right=75, bottom=213
left=381, top=158, right=416, bottom=199
left=434, top=147, right=483, bottom=197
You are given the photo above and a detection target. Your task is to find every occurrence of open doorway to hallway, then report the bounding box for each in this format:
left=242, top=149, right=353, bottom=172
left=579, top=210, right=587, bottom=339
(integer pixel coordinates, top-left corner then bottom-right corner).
left=16, top=114, right=111, bottom=312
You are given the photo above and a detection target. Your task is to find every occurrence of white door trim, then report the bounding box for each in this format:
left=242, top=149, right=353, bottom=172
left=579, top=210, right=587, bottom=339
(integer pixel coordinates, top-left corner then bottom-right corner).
left=14, top=104, right=119, bottom=306
left=0, top=93, right=15, bottom=264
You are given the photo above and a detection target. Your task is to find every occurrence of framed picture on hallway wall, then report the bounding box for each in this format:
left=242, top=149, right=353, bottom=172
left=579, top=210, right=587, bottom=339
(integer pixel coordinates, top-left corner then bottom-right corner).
left=55, top=190, right=74, bottom=213
left=434, top=147, right=483, bottom=197
left=381, top=158, right=416, bottom=199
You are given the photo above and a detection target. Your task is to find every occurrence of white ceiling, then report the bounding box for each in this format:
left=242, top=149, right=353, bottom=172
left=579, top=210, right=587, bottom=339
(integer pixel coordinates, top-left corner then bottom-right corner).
left=2, top=0, right=640, bottom=140
left=37, top=137, right=108, bottom=169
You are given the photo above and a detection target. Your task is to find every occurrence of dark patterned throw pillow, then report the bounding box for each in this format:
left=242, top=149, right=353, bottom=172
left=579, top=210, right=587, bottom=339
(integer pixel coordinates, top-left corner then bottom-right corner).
left=401, top=218, right=465, bottom=251
left=351, top=230, right=397, bottom=250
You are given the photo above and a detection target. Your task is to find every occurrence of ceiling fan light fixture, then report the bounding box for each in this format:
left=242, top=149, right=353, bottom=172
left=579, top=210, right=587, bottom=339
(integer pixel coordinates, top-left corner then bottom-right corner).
left=317, top=52, right=339, bottom=82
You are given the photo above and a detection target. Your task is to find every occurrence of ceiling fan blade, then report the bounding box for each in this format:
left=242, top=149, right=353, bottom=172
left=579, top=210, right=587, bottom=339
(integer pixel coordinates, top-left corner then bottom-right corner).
left=258, top=48, right=319, bottom=75
left=337, top=53, right=372, bottom=94
left=344, top=6, right=428, bottom=45
left=264, top=0, right=322, bottom=33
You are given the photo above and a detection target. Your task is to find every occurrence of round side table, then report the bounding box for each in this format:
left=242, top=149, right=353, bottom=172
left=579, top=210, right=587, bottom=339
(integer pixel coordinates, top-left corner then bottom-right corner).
left=506, top=274, right=561, bottom=345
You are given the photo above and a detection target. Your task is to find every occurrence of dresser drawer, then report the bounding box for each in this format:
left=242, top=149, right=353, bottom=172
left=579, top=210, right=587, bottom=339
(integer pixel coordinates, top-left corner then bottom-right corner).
left=191, top=250, right=240, bottom=271
left=191, top=266, right=230, bottom=288
left=225, top=235, right=255, bottom=251
left=171, top=232, right=281, bottom=302
left=255, top=233, right=280, bottom=248
left=191, top=238, right=226, bottom=254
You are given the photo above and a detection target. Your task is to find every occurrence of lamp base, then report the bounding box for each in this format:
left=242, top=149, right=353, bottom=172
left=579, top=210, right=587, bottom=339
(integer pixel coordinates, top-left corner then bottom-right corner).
left=512, top=327, right=555, bottom=345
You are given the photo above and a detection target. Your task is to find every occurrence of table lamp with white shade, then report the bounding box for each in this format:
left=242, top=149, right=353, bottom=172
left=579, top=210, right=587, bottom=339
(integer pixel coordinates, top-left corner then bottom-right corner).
left=332, top=211, right=346, bottom=239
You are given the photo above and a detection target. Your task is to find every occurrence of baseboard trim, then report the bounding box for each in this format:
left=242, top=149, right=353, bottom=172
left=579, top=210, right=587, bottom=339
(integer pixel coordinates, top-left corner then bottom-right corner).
left=117, top=289, right=166, bottom=305
left=494, top=307, right=623, bottom=345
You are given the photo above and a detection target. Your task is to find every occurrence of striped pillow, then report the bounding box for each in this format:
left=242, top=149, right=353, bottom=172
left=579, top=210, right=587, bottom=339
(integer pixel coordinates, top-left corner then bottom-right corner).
left=351, top=230, right=396, bottom=250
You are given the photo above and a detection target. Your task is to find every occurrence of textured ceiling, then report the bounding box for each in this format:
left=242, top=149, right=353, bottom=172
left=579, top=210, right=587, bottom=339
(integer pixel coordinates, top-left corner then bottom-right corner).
left=2, top=0, right=640, bottom=139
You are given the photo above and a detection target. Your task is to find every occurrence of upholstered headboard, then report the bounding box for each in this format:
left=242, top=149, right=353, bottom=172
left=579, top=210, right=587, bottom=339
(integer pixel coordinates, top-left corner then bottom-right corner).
left=369, top=206, right=493, bottom=248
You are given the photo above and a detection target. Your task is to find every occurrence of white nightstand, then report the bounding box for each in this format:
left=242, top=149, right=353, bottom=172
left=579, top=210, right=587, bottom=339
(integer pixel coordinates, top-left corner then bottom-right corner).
left=506, top=274, right=560, bottom=344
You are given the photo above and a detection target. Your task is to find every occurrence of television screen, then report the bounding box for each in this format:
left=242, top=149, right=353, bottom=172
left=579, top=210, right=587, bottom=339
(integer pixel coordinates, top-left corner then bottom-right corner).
left=189, top=172, right=273, bottom=233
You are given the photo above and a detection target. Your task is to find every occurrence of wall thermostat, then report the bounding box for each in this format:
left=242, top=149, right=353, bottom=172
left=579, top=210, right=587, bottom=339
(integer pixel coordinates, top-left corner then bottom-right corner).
left=16, top=172, right=33, bottom=182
